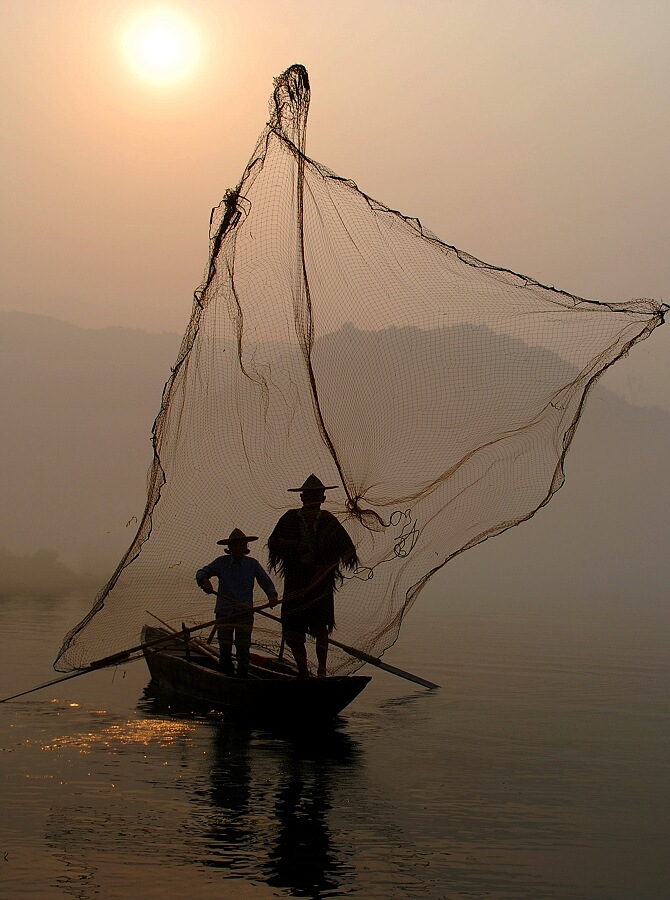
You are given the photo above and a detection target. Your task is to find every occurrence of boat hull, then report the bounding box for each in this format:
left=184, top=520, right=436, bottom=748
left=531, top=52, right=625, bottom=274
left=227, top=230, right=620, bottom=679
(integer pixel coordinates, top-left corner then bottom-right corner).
left=141, top=626, right=371, bottom=725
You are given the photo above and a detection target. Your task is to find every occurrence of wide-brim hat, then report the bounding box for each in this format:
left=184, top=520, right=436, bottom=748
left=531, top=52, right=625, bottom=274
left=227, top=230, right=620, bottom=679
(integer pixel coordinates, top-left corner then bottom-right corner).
left=288, top=473, right=338, bottom=492
left=217, top=528, right=258, bottom=545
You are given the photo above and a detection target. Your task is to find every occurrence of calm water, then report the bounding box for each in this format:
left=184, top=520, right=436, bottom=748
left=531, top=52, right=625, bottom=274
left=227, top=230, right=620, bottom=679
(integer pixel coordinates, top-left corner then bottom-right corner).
left=1, top=594, right=669, bottom=899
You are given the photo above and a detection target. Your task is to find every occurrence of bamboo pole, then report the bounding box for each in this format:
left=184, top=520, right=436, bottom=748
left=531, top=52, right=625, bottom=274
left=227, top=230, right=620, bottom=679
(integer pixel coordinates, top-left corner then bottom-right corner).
left=252, top=606, right=439, bottom=690
left=209, top=589, right=439, bottom=689
left=1, top=601, right=276, bottom=703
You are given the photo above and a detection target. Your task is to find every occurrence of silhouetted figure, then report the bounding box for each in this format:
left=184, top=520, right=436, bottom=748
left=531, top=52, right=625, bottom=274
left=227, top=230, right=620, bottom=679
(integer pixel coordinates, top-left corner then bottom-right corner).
left=196, top=528, right=278, bottom=677
left=268, top=475, right=358, bottom=678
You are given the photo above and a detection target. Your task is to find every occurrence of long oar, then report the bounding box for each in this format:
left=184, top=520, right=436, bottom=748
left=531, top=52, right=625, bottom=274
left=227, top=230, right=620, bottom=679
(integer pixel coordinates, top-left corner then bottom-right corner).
left=213, top=589, right=439, bottom=689
left=1, top=667, right=114, bottom=702
left=0, top=621, right=217, bottom=703
left=324, top=635, right=439, bottom=690
left=253, top=606, right=439, bottom=690
left=1, top=602, right=276, bottom=703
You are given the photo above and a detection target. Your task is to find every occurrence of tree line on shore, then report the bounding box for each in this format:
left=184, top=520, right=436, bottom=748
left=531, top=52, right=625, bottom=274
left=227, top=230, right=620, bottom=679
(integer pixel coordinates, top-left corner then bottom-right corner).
left=0, top=546, right=100, bottom=601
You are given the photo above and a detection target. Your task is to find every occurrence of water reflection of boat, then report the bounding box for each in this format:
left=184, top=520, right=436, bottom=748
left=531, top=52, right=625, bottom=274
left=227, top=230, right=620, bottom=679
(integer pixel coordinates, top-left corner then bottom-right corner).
left=203, top=720, right=361, bottom=895
left=141, top=625, right=371, bottom=726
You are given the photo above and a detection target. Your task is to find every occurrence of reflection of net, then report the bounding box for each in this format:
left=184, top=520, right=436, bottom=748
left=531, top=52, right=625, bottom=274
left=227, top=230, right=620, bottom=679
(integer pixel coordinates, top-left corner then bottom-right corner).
left=55, top=65, right=666, bottom=674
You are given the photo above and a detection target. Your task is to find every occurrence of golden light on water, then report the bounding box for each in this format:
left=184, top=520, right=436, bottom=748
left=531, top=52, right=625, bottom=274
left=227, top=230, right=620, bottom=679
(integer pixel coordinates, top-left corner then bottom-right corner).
left=121, top=8, right=201, bottom=85
left=41, top=718, right=194, bottom=752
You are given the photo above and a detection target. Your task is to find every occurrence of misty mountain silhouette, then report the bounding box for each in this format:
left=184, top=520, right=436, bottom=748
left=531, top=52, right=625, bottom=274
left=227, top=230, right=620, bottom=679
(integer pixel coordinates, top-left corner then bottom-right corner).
left=1, top=311, right=667, bottom=607
left=317, top=321, right=668, bottom=610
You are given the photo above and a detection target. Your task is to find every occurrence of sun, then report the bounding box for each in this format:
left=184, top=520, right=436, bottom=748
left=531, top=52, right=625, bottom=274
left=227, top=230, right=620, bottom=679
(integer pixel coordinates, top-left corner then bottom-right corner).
left=121, top=8, right=201, bottom=84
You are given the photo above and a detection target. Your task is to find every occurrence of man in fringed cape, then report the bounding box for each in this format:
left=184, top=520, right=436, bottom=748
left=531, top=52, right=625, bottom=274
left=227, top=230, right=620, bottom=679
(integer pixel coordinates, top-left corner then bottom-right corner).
left=268, top=475, right=358, bottom=678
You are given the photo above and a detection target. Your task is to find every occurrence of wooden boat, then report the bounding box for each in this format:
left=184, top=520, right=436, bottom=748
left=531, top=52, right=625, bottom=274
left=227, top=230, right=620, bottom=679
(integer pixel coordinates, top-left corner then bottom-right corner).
left=141, top=625, right=371, bottom=725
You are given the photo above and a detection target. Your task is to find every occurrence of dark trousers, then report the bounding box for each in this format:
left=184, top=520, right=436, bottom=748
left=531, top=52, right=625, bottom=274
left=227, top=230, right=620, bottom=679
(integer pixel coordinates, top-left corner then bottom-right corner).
left=217, top=623, right=252, bottom=676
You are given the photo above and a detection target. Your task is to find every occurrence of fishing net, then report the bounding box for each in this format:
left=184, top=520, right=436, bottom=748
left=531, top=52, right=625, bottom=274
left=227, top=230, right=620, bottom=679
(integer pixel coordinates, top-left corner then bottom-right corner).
left=55, top=64, right=666, bottom=674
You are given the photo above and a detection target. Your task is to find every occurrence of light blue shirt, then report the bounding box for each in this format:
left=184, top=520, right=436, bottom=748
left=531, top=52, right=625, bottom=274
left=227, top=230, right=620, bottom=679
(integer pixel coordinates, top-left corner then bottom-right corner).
left=195, top=555, right=276, bottom=617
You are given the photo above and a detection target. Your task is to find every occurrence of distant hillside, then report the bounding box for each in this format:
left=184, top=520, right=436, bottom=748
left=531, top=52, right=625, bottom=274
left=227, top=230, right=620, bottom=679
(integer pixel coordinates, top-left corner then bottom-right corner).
left=1, top=310, right=668, bottom=609
left=0, top=311, right=180, bottom=578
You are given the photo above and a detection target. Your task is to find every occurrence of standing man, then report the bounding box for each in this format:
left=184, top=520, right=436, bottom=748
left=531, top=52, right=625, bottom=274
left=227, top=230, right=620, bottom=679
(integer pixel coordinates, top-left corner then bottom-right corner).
left=196, top=528, right=278, bottom=678
left=268, top=475, right=358, bottom=678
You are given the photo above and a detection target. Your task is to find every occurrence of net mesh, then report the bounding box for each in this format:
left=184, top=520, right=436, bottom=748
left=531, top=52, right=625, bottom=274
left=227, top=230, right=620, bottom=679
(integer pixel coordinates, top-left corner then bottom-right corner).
left=55, top=64, right=666, bottom=674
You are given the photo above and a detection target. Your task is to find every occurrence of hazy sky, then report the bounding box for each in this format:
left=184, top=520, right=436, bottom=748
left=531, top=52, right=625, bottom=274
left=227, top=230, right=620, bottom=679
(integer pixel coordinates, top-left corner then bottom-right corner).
left=2, top=0, right=668, bottom=400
